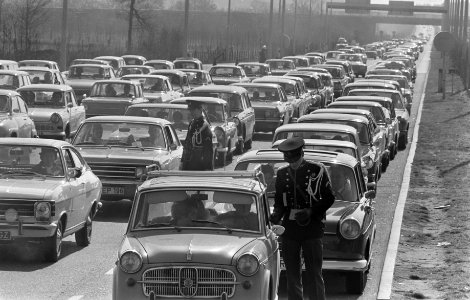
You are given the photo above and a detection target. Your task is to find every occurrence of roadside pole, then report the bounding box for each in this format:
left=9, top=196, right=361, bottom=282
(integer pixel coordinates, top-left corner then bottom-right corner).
left=443, top=52, right=447, bottom=99
left=60, top=0, right=68, bottom=71
left=433, top=31, right=457, bottom=99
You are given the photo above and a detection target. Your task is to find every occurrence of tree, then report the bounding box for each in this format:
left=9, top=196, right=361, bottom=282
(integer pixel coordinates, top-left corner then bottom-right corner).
left=169, top=0, right=217, bottom=11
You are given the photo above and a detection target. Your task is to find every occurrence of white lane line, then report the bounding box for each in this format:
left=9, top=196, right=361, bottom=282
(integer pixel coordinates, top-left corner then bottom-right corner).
left=105, top=268, right=114, bottom=275
left=377, top=49, right=431, bottom=300
left=67, top=296, right=84, bottom=300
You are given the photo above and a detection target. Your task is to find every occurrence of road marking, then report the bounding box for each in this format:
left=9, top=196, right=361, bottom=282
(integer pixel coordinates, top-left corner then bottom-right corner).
left=105, top=268, right=114, bottom=275
left=67, top=296, right=84, bottom=300
left=377, top=46, right=431, bottom=300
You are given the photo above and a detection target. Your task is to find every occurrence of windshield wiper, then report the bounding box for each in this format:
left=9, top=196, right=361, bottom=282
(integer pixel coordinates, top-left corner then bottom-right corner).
left=191, top=219, right=233, bottom=234
left=143, top=222, right=182, bottom=232
left=75, top=141, right=106, bottom=146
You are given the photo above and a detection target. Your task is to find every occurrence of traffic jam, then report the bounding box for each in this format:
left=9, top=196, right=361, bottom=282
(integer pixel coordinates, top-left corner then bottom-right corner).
left=0, top=35, right=427, bottom=299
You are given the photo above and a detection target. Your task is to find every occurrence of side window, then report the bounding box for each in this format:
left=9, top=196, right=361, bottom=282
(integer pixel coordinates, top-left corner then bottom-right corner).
left=64, top=92, right=71, bottom=106
left=182, top=76, right=188, bottom=86
left=165, top=80, right=172, bottom=91
left=355, top=165, right=366, bottom=195
left=165, top=125, right=180, bottom=146
left=243, top=94, right=250, bottom=108
left=17, top=97, right=27, bottom=113
left=69, top=91, right=77, bottom=106
left=11, top=97, right=19, bottom=113
left=69, top=149, right=85, bottom=169
left=62, top=149, right=75, bottom=168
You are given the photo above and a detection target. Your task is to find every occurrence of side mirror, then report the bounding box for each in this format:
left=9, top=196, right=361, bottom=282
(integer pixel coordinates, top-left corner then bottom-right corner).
left=67, top=167, right=82, bottom=179
left=271, top=224, right=285, bottom=236
left=169, top=143, right=178, bottom=151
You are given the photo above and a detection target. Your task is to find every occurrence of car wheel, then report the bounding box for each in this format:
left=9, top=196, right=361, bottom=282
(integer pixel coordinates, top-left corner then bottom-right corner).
left=381, top=154, right=389, bottom=172
left=75, top=211, right=92, bottom=247
left=389, top=144, right=396, bottom=160
left=398, top=132, right=408, bottom=150
left=345, top=270, right=367, bottom=294
left=45, top=221, right=63, bottom=262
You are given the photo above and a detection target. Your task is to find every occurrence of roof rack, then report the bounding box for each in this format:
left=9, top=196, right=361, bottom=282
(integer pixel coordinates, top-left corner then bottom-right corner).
left=147, top=170, right=263, bottom=180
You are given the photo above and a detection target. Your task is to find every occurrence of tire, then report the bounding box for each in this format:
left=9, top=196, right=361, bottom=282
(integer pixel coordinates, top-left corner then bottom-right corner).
left=45, top=221, right=63, bottom=262
left=345, top=271, right=367, bottom=294
left=75, top=211, right=92, bottom=247
left=381, top=154, right=389, bottom=172
left=389, top=145, right=396, bottom=160
left=398, top=132, right=408, bottom=150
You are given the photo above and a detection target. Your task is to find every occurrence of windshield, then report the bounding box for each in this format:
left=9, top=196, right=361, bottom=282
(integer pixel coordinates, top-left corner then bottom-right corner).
left=338, top=54, right=361, bottom=62
left=267, top=60, right=294, bottom=70
left=73, top=122, right=166, bottom=148
left=0, top=95, right=9, bottom=112
left=90, top=83, right=136, bottom=98
left=0, top=145, right=64, bottom=177
left=186, top=72, right=205, bottom=85
left=304, top=120, right=369, bottom=144
left=146, top=62, right=171, bottom=70
left=209, top=67, right=242, bottom=77
left=241, top=65, right=267, bottom=76
left=189, top=91, right=241, bottom=117
left=125, top=77, right=165, bottom=92
left=0, top=74, right=19, bottom=89
left=244, top=87, right=280, bottom=102
left=236, top=161, right=358, bottom=202
left=299, top=76, right=318, bottom=89
left=118, top=67, right=148, bottom=77
left=126, top=107, right=191, bottom=130
left=274, top=130, right=355, bottom=143
left=132, top=189, right=260, bottom=232
left=324, top=67, right=341, bottom=78
left=19, top=90, right=66, bottom=107
left=69, top=66, right=106, bottom=79
left=174, top=61, right=198, bottom=69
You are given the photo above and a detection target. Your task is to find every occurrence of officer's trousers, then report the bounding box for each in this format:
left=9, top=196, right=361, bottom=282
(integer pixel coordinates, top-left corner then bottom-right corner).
left=282, top=237, right=326, bottom=300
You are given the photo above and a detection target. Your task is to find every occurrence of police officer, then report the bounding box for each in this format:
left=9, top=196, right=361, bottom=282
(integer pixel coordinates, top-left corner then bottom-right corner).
left=270, top=137, right=335, bottom=300
left=181, top=100, right=214, bottom=171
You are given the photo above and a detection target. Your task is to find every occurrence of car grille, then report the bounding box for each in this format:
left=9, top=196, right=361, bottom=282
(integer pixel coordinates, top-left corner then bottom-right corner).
left=35, top=122, right=55, bottom=131
left=87, top=163, right=137, bottom=180
left=142, top=267, right=236, bottom=298
left=0, top=199, right=55, bottom=219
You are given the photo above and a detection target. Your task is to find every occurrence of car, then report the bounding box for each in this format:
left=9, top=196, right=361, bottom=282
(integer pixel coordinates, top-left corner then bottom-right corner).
left=94, top=56, right=126, bottom=71
left=345, top=89, right=410, bottom=149
left=144, top=59, right=175, bottom=70
left=337, top=54, right=367, bottom=77
left=365, top=74, right=413, bottom=105
left=234, top=149, right=376, bottom=293
left=284, top=71, right=327, bottom=109
left=0, top=90, right=37, bottom=138
left=365, top=50, right=378, bottom=59
left=121, top=74, right=183, bottom=103
left=325, top=50, right=344, bottom=60
left=282, top=55, right=310, bottom=68
left=18, top=60, right=60, bottom=71
left=0, top=70, right=32, bottom=90
left=265, top=59, right=296, bottom=75
left=116, top=65, right=155, bottom=78
left=125, top=102, right=213, bottom=143
left=66, top=64, right=117, bottom=104
left=19, top=66, right=66, bottom=85
left=81, top=80, right=148, bottom=118
left=0, top=138, right=102, bottom=262
left=366, top=68, right=402, bottom=77
left=305, top=52, right=326, bottom=63
left=121, top=55, right=147, bottom=66
left=325, top=60, right=355, bottom=83
left=0, top=60, right=19, bottom=70
left=231, top=82, right=293, bottom=133
left=342, top=81, right=398, bottom=97
left=297, top=112, right=387, bottom=181
left=69, top=58, right=111, bottom=66
left=252, top=76, right=314, bottom=119
left=111, top=169, right=284, bottom=300
left=238, top=62, right=271, bottom=80
left=173, top=57, right=203, bottom=70
left=170, top=97, right=238, bottom=166
left=72, top=116, right=183, bottom=201
left=17, top=84, right=85, bottom=140
left=331, top=97, right=400, bottom=156
left=150, top=69, right=191, bottom=95
left=179, top=69, right=213, bottom=88
left=208, top=65, right=250, bottom=85
left=188, top=85, right=255, bottom=152
left=316, top=64, right=349, bottom=98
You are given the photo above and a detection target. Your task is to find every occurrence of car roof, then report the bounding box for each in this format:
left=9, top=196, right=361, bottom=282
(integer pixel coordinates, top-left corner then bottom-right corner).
left=18, top=66, right=53, bottom=72
left=0, top=89, right=21, bottom=96
left=285, top=71, right=320, bottom=79
left=210, top=64, right=242, bottom=68
left=19, top=60, right=56, bottom=64
left=94, top=79, right=139, bottom=85
left=17, top=84, right=73, bottom=92
left=178, top=69, right=208, bottom=73
left=252, top=77, right=296, bottom=84
left=275, top=123, right=358, bottom=133
left=69, top=64, right=112, bottom=68
left=150, top=69, right=187, bottom=76
left=0, top=138, right=71, bottom=148
left=0, top=70, right=30, bottom=76
left=346, top=82, right=396, bottom=88
left=237, top=149, right=358, bottom=168
left=190, top=85, right=247, bottom=94
left=336, top=95, right=393, bottom=103
left=94, top=56, right=124, bottom=60
left=266, top=59, right=292, bottom=62
left=231, top=82, right=280, bottom=89
left=312, top=108, right=374, bottom=117
left=171, top=96, right=227, bottom=105
left=122, top=74, right=168, bottom=80
left=128, top=103, right=188, bottom=109
left=146, top=59, right=173, bottom=64
left=119, top=65, right=153, bottom=69
left=121, top=55, right=146, bottom=59
left=298, top=113, right=369, bottom=124
left=238, top=62, right=270, bottom=67
left=140, top=171, right=264, bottom=193
left=272, top=138, right=358, bottom=149
left=83, top=116, right=171, bottom=125
left=348, top=88, right=400, bottom=95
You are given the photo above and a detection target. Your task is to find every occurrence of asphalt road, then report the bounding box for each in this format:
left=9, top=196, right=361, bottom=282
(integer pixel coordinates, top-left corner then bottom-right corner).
left=0, top=42, right=432, bottom=300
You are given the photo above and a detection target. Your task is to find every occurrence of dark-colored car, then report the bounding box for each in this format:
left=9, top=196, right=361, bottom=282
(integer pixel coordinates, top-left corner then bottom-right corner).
left=66, top=64, right=116, bottom=104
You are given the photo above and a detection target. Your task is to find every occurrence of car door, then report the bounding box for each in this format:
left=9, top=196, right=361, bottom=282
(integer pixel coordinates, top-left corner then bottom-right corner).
left=10, top=96, right=27, bottom=137
left=164, top=125, right=183, bottom=170
left=62, top=148, right=86, bottom=228
left=241, top=92, right=255, bottom=141
left=16, top=96, right=34, bottom=137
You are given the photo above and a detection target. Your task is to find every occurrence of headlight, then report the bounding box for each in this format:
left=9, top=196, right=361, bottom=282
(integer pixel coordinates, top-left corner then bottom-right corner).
left=340, top=217, right=361, bottom=240
left=237, top=253, right=260, bottom=276
left=135, top=166, right=146, bottom=178
left=5, top=208, right=18, bottom=222
left=34, top=202, right=51, bottom=221
left=50, top=113, right=62, bottom=124
left=119, top=250, right=143, bottom=274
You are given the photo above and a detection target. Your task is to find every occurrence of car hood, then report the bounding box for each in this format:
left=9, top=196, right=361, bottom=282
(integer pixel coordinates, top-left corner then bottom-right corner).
left=66, top=79, right=96, bottom=89
left=130, top=233, right=258, bottom=265
left=0, top=178, right=63, bottom=200
left=29, top=107, right=67, bottom=121
left=75, top=146, right=168, bottom=165
left=324, top=200, right=357, bottom=234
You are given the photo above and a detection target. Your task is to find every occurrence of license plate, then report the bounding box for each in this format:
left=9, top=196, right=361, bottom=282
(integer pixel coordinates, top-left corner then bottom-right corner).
left=102, top=186, right=125, bottom=195
left=0, top=231, right=11, bottom=240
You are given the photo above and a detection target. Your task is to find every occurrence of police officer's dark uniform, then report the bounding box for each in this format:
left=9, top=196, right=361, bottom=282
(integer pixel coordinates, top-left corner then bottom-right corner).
left=270, top=137, right=335, bottom=300
left=181, top=100, right=214, bottom=171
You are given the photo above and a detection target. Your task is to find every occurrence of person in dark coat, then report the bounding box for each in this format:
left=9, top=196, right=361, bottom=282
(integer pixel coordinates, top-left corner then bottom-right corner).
left=180, top=100, right=214, bottom=171
left=270, top=137, right=335, bottom=300
left=259, top=45, right=267, bottom=63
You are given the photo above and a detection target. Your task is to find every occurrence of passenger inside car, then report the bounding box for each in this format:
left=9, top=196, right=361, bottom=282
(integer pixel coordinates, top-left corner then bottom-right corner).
left=329, top=165, right=357, bottom=202
left=105, top=84, right=117, bottom=97
left=32, top=148, right=64, bottom=176
left=216, top=203, right=258, bottom=231
left=171, top=196, right=209, bottom=226
left=139, top=126, right=165, bottom=148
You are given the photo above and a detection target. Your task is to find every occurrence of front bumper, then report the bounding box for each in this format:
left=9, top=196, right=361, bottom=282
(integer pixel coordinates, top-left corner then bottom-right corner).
left=37, top=131, right=66, bottom=140
left=0, top=221, right=56, bottom=242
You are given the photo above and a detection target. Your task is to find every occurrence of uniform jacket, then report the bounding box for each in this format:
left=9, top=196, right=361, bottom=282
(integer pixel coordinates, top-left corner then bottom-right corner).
left=272, top=159, right=335, bottom=240
left=181, top=116, right=214, bottom=171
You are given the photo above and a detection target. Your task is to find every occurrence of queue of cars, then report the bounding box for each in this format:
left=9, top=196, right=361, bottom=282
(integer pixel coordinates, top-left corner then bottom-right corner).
left=0, top=36, right=425, bottom=298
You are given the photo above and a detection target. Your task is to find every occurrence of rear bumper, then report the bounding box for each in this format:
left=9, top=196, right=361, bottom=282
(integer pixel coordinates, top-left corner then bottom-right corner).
left=100, top=179, right=141, bottom=201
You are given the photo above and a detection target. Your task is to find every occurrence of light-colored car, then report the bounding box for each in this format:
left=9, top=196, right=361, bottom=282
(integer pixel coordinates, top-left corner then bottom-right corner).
left=121, top=74, right=183, bottom=103
left=81, top=79, right=148, bottom=118
left=18, top=60, right=60, bottom=71
left=121, top=55, right=147, bottom=66
left=231, top=82, right=292, bottom=133
left=173, top=57, right=203, bottom=70
left=0, top=90, right=37, bottom=138
left=112, top=170, right=284, bottom=300
left=170, top=97, right=237, bottom=167
left=19, top=66, right=66, bottom=85
left=0, top=60, right=19, bottom=70
left=316, top=64, right=349, bottom=98
left=144, top=60, right=174, bottom=70
left=17, top=84, right=85, bottom=140
left=282, top=55, right=310, bottom=67
left=208, top=65, right=251, bottom=85
left=94, top=56, right=126, bottom=71
left=0, top=70, right=32, bottom=90
left=150, top=70, right=191, bottom=95
left=0, top=138, right=102, bottom=262
left=342, top=81, right=398, bottom=97
left=237, top=62, right=271, bottom=81
left=265, top=59, right=296, bottom=76
left=337, top=54, right=367, bottom=77
left=179, top=69, right=213, bottom=88
left=72, top=116, right=183, bottom=201
left=235, top=149, right=376, bottom=294
left=116, top=65, right=155, bottom=78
